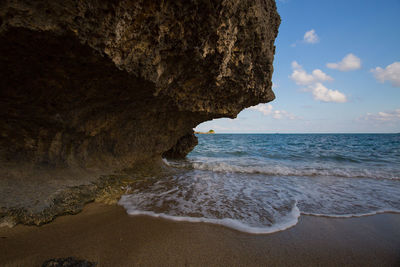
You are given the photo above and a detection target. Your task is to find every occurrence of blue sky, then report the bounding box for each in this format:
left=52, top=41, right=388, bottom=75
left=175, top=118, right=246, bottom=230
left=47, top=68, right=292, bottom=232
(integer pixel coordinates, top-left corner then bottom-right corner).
left=196, top=0, right=400, bottom=133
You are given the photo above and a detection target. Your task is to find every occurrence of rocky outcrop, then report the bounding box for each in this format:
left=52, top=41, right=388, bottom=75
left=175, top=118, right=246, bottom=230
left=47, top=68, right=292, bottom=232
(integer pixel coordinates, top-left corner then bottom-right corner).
left=42, top=257, right=97, bottom=267
left=162, top=131, right=199, bottom=159
left=0, top=0, right=280, bottom=225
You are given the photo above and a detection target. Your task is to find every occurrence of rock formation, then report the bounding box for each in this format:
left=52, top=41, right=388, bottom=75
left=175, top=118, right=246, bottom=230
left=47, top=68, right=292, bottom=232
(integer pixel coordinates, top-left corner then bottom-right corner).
left=42, top=257, right=97, bottom=267
left=0, top=0, right=280, bottom=225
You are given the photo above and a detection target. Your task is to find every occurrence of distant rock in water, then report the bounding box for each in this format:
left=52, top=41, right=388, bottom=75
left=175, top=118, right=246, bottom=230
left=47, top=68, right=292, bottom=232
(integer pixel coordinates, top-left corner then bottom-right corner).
left=195, top=130, right=216, bottom=134
left=0, top=0, right=280, bottom=225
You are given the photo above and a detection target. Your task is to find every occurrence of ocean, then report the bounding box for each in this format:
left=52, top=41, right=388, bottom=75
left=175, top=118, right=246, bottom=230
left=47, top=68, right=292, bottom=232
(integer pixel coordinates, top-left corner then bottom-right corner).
left=119, top=134, right=400, bottom=234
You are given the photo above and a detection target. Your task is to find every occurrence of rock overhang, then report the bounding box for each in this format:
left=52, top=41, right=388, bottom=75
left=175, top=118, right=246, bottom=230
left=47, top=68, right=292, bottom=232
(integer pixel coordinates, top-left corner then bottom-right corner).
left=0, top=0, right=280, bottom=225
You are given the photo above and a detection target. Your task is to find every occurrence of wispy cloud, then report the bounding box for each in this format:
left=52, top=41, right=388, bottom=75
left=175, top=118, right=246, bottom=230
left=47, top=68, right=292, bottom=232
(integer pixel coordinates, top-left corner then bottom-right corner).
left=248, top=104, right=298, bottom=120
left=249, top=103, right=273, bottom=115
left=361, top=109, right=400, bottom=122
left=290, top=61, right=347, bottom=103
left=326, top=53, right=361, bottom=71
left=371, top=62, right=400, bottom=87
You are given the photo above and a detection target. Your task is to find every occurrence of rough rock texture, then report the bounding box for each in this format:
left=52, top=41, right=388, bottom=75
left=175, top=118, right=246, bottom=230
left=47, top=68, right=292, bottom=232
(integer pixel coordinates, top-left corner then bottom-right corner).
left=0, top=0, right=280, bottom=225
left=162, top=131, right=199, bottom=159
left=42, top=257, right=97, bottom=267
left=0, top=175, right=133, bottom=226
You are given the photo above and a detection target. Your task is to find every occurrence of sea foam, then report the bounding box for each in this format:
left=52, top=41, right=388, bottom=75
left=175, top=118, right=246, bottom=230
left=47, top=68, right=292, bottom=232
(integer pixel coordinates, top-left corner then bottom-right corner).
left=120, top=134, right=400, bottom=234
left=119, top=196, right=300, bottom=234
left=189, top=160, right=400, bottom=180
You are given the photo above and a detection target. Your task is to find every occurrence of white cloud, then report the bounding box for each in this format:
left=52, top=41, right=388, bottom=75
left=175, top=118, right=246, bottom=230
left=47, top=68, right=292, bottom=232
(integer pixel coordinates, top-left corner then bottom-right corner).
left=303, top=29, right=319, bottom=44
left=290, top=61, right=333, bottom=85
left=361, top=109, right=400, bottom=121
left=326, top=53, right=361, bottom=71
left=249, top=103, right=273, bottom=115
left=312, top=69, right=333, bottom=81
left=310, top=83, right=347, bottom=103
left=291, top=61, right=302, bottom=69
left=249, top=104, right=298, bottom=120
left=272, top=110, right=297, bottom=120
left=371, top=62, right=400, bottom=87
left=290, top=61, right=347, bottom=103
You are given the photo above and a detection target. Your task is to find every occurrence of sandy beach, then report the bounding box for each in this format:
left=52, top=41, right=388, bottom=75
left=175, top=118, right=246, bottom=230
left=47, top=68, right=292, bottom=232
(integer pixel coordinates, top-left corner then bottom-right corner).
left=2, top=1, right=400, bottom=267
left=1, top=203, right=399, bottom=266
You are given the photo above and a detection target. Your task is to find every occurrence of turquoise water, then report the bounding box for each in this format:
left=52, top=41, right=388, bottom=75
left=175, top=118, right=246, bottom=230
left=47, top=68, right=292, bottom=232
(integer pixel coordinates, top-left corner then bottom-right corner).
left=119, top=134, right=400, bottom=233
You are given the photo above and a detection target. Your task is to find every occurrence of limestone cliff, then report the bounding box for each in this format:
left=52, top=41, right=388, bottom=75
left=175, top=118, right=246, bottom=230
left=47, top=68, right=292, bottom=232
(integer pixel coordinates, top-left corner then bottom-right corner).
left=0, top=0, right=280, bottom=225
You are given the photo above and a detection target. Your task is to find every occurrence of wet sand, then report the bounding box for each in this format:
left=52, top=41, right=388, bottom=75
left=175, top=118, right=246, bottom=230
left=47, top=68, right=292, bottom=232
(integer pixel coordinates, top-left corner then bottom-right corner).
left=1, top=203, right=399, bottom=266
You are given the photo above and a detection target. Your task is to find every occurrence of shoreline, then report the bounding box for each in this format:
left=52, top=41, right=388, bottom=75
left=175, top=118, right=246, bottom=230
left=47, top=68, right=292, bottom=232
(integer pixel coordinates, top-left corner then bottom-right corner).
left=1, top=203, right=400, bottom=266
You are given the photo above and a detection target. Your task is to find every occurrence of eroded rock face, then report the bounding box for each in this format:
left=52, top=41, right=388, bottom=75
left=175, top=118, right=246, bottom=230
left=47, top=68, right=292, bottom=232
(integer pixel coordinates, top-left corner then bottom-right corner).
left=162, top=131, right=199, bottom=159
left=42, top=257, right=97, bottom=267
left=0, top=0, right=280, bottom=225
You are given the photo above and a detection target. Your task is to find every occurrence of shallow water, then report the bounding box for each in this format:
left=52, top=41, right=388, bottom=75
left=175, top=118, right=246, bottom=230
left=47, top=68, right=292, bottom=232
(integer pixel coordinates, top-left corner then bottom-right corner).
left=119, top=134, right=400, bottom=233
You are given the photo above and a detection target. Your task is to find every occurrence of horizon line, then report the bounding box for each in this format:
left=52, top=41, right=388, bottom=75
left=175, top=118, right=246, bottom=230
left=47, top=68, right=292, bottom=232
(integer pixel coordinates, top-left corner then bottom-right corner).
left=195, top=132, right=400, bottom=134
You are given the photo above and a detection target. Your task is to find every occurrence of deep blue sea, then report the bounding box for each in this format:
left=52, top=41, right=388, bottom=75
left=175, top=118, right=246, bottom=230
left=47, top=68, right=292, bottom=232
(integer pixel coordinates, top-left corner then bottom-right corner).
left=119, top=134, right=400, bottom=233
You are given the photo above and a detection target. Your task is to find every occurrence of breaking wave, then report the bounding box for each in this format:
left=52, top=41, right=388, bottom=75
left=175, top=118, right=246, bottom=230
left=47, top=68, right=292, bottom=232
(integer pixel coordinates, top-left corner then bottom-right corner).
left=120, top=134, right=400, bottom=234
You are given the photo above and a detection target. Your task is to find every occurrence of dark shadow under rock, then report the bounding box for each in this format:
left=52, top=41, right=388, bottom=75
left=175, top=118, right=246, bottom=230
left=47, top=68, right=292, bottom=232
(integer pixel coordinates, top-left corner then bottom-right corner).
left=162, top=131, right=199, bottom=159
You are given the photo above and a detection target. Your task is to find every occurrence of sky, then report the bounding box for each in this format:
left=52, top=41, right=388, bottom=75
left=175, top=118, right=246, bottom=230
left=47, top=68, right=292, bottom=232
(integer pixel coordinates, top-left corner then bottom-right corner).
left=196, top=0, right=400, bottom=133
